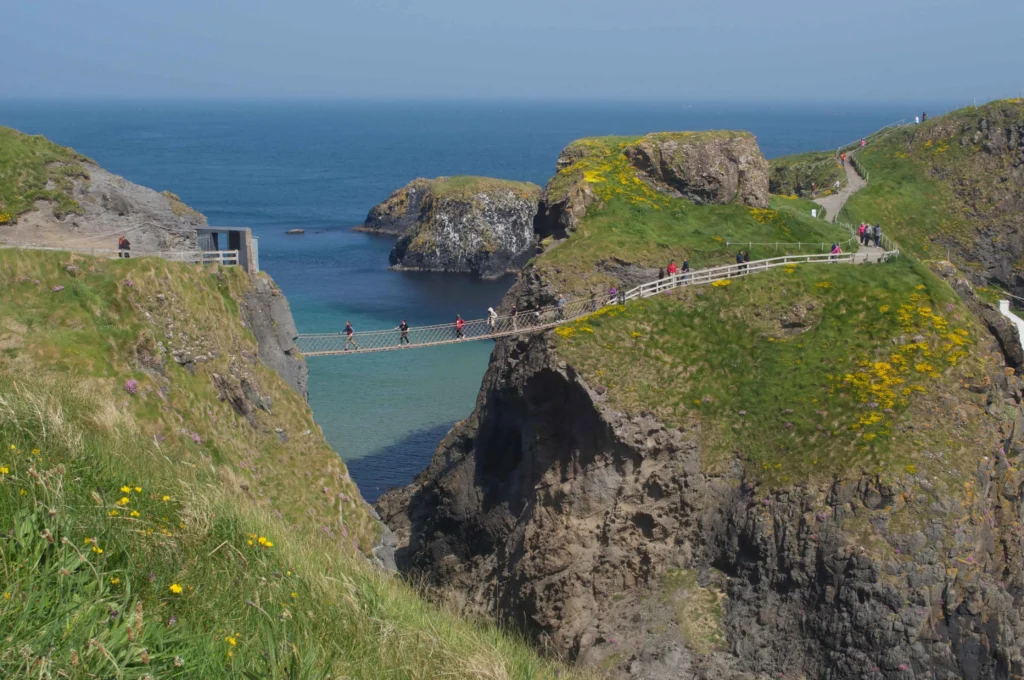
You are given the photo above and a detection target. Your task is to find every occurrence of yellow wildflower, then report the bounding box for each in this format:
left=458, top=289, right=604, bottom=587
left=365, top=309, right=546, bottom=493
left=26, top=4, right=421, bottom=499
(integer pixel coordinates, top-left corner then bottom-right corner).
left=109, top=510, right=120, bottom=517
left=116, top=497, right=130, bottom=506
left=225, top=636, right=237, bottom=646
left=162, top=495, right=170, bottom=502
left=291, top=592, right=297, bottom=599
left=169, top=584, right=183, bottom=594
left=120, top=486, right=131, bottom=493
left=92, top=546, right=103, bottom=554
left=3, top=592, right=10, bottom=600
left=111, top=578, right=120, bottom=585
left=130, top=510, right=141, bottom=518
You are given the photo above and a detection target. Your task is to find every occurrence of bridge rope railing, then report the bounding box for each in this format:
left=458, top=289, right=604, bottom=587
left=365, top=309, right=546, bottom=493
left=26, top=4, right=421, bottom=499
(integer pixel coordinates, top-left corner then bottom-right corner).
left=296, top=249, right=898, bottom=356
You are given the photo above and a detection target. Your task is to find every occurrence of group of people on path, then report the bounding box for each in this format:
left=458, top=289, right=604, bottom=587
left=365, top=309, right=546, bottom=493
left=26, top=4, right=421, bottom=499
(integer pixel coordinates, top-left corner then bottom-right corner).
left=858, top=222, right=882, bottom=247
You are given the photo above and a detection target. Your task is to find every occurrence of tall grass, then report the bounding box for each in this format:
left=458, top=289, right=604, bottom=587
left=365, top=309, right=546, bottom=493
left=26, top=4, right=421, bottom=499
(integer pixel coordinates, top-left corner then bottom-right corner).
left=0, top=376, right=581, bottom=679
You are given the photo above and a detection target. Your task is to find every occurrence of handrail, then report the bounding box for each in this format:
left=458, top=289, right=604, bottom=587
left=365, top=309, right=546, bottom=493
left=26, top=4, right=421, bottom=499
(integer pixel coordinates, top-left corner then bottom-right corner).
left=0, top=244, right=239, bottom=265
left=296, top=247, right=899, bottom=356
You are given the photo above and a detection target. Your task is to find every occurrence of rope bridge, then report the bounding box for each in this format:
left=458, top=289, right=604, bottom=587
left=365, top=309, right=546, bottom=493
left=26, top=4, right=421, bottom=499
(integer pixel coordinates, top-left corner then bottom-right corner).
left=296, top=249, right=897, bottom=357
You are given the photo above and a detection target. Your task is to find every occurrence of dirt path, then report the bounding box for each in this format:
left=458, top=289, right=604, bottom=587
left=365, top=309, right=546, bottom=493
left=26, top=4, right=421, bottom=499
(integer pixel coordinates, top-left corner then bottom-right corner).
left=814, top=156, right=866, bottom=224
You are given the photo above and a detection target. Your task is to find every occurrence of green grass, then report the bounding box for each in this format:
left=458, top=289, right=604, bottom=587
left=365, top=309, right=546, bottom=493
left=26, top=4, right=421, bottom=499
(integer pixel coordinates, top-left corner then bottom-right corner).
left=0, top=249, right=584, bottom=678
left=842, top=99, right=1024, bottom=263
left=0, top=126, right=91, bottom=220
left=769, top=150, right=844, bottom=197
left=553, top=257, right=1000, bottom=485
left=537, top=194, right=852, bottom=294
left=430, top=176, right=540, bottom=200
left=0, top=378, right=582, bottom=679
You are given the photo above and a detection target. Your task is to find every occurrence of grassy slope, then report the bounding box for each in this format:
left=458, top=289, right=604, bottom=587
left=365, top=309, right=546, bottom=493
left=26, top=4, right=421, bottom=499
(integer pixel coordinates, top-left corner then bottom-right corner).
left=0, top=251, right=578, bottom=679
left=0, top=126, right=92, bottom=220
left=535, top=135, right=853, bottom=295
left=842, top=99, right=1024, bottom=263
left=554, top=258, right=1000, bottom=486
left=531, top=133, right=1005, bottom=491
left=769, top=150, right=844, bottom=197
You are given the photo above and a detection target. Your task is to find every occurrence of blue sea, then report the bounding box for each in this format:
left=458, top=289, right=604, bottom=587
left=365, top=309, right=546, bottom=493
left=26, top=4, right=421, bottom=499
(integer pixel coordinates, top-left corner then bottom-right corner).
left=0, top=100, right=920, bottom=501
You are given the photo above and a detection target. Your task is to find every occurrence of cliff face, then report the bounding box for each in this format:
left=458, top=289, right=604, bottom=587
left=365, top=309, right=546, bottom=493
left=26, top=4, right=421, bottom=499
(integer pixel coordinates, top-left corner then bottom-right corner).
left=239, top=273, right=309, bottom=401
left=379, top=264, right=1024, bottom=679
left=372, top=176, right=541, bottom=280
left=625, top=132, right=770, bottom=209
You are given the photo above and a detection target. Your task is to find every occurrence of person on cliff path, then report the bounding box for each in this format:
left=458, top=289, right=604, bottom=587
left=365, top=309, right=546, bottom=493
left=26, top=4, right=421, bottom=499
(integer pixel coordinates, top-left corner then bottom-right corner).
left=118, top=236, right=131, bottom=259
left=858, top=223, right=866, bottom=245
left=831, top=242, right=842, bottom=262
left=735, top=251, right=744, bottom=276
left=556, top=294, right=566, bottom=321
left=344, top=321, right=358, bottom=351
left=873, top=224, right=882, bottom=248
left=487, top=307, right=498, bottom=333
left=834, top=180, right=841, bottom=194
left=667, top=260, right=678, bottom=279
left=608, top=286, right=618, bottom=304
left=860, top=138, right=866, bottom=148
left=397, top=320, right=410, bottom=345
left=840, top=152, right=846, bottom=167
left=455, top=315, right=465, bottom=339
left=681, top=260, right=690, bottom=284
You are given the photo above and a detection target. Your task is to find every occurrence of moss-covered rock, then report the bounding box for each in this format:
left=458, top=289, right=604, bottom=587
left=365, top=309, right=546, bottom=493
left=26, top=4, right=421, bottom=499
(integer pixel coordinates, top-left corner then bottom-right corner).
left=364, top=176, right=541, bottom=279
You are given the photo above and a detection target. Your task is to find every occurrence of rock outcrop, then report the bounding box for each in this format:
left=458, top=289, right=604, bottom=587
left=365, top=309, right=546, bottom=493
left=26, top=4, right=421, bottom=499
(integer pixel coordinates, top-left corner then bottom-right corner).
left=379, top=269, right=1024, bottom=679
left=624, top=132, right=770, bottom=208
left=2, top=159, right=205, bottom=252
left=353, top=178, right=434, bottom=237
left=536, top=132, right=770, bottom=239
left=363, top=176, right=541, bottom=280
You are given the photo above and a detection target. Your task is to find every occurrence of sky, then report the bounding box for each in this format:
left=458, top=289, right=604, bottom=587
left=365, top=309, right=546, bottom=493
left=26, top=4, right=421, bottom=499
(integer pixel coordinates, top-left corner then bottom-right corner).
left=6, top=0, right=1023, bottom=102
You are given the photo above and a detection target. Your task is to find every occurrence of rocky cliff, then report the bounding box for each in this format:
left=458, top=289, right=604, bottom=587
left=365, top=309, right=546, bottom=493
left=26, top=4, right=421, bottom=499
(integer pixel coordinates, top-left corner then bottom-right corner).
left=1, top=126, right=204, bottom=252
left=379, top=120, right=1024, bottom=678
left=356, top=176, right=542, bottom=279
left=379, top=264, right=1024, bottom=679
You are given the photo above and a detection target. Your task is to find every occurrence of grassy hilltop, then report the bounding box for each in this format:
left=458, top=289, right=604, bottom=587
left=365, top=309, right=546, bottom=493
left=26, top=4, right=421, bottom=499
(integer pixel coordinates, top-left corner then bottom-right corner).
left=0, top=250, right=578, bottom=679
left=534, top=127, right=1007, bottom=491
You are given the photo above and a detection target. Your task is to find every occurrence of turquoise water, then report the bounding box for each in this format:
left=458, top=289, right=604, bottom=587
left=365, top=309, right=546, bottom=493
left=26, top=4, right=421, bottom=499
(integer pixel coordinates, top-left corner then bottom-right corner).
left=0, top=100, right=915, bottom=501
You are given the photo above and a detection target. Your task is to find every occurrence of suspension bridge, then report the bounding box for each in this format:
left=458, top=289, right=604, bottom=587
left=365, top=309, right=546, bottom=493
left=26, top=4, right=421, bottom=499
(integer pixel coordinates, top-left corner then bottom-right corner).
left=295, top=246, right=896, bottom=357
